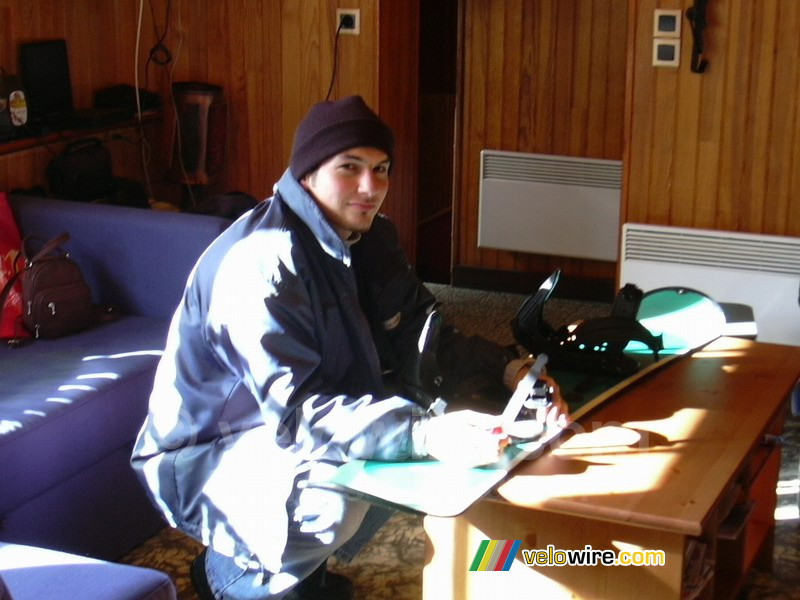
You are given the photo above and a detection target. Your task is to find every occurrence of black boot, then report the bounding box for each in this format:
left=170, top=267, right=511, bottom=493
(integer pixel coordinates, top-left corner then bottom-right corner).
left=190, top=548, right=217, bottom=600
left=293, top=560, right=354, bottom=600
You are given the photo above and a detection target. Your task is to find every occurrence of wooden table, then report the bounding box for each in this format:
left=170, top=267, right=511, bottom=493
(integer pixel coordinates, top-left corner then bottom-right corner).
left=423, top=337, right=800, bottom=600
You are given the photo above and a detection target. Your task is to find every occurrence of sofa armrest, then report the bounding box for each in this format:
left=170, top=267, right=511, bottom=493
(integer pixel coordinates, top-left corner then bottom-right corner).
left=9, top=195, right=232, bottom=320
left=0, top=542, right=177, bottom=600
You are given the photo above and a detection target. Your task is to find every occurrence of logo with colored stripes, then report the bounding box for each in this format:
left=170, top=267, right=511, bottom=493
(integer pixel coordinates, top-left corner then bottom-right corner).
left=469, top=540, right=521, bottom=571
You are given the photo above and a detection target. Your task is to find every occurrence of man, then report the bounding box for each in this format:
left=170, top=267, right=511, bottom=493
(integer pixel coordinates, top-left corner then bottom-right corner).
left=132, top=96, right=565, bottom=599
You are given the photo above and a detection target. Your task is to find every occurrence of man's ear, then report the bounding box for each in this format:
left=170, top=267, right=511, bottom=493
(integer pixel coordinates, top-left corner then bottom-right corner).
left=300, top=171, right=316, bottom=191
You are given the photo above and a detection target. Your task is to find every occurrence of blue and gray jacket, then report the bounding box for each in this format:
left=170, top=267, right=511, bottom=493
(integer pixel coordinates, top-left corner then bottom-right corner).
left=131, top=169, right=512, bottom=571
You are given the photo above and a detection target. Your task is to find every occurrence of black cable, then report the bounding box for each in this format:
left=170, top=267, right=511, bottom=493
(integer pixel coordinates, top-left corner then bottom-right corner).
left=325, top=21, right=345, bottom=101
left=150, top=0, right=171, bottom=42
left=145, top=0, right=173, bottom=91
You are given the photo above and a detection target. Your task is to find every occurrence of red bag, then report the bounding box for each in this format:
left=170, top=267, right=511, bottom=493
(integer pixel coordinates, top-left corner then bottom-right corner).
left=0, top=191, right=29, bottom=339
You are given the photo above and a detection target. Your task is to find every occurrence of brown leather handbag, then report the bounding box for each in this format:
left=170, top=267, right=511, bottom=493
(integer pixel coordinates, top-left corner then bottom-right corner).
left=1, top=231, right=93, bottom=339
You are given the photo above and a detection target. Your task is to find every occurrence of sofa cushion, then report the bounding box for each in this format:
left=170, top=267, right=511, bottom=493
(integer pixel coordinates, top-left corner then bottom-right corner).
left=0, top=315, right=167, bottom=515
left=0, top=572, right=11, bottom=600
left=0, top=542, right=176, bottom=600
left=1, top=444, right=166, bottom=560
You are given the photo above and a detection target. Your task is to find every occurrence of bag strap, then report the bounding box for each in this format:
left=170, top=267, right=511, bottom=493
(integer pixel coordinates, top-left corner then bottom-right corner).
left=0, top=269, right=25, bottom=346
left=0, top=245, right=23, bottom=316
left=0, top=270, right=21, bottom=316
left=61, top=137, right=105, bottom=154
left=22, top=231, right=71, bottom=264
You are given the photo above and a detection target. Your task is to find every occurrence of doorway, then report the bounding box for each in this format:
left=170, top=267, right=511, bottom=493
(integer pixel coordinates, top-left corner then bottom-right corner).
left=416, top=0, right=458, bottom=283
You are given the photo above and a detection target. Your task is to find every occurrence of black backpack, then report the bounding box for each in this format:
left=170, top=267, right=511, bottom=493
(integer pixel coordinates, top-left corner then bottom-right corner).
left=46, top=137, right=114, bottom=201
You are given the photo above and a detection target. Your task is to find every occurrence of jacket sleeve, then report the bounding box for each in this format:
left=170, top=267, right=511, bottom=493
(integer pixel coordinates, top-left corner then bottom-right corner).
left=352, top=216, right=517, bottom=395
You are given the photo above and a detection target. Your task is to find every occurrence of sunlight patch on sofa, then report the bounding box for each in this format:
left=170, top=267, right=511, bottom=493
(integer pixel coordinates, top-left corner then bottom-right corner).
left=77, top=372, right=121, bottom=380
left=0, top=420, right=23, bottom=435
left=82, top=349, right=163, bottom=361
left=57, top=384, right=97, bottom=392
left=46, top=397, right=73, bottom=404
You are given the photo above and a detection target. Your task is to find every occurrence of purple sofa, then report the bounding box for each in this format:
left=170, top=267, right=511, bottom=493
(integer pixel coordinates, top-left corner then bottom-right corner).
left=0, top=541, right=176, bottom=600
left=1, top=195, right=232, bottom=560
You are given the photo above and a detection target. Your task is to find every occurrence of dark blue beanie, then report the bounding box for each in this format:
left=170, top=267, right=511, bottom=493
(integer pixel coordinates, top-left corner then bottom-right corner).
left=290, top=95, right=394, bottom=180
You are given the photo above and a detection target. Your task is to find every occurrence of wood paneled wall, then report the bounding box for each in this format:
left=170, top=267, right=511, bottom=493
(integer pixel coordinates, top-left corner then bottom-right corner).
left=0, top=0, right=419, bottom=252
left=625, top=0, right=800, bottom=238
left=5, top=1, right=796, bottom=284
left=454, top=0, right=628, bottom=283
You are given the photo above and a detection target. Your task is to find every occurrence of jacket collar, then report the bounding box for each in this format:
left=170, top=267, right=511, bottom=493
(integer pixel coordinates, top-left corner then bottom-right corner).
left=274, top=168, right=353, bottom=266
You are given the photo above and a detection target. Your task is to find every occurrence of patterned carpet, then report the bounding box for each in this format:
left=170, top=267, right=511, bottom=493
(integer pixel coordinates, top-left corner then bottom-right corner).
left=120, top=285, right=800, bottom=599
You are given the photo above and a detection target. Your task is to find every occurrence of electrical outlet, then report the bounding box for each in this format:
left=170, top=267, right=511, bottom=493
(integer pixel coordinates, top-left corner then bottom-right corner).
left=336, top=8, right=360, bottom=35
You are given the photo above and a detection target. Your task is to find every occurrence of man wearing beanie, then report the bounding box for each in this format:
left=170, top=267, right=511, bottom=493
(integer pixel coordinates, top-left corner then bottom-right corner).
left=132, top=96, right=566, bottom=599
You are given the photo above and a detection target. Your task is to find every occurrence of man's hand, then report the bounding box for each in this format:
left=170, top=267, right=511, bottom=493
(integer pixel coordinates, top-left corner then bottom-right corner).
left=510, top=363, right=570, bottom=429
left=526, top=375, right=570, bottom=429
left=423, top=410, right=508, bottom=467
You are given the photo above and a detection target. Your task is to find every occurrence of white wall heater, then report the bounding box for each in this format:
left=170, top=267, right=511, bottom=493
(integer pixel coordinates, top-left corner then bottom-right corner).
left=621, top=223, right=800, bottom=347
left=477, top=150, right=622, bottom=261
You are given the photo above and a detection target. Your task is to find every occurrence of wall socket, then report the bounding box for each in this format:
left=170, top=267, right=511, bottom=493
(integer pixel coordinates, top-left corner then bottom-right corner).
left=336, top=9, right=360, bottom=35
left=653, top=38, right=680, bottom=68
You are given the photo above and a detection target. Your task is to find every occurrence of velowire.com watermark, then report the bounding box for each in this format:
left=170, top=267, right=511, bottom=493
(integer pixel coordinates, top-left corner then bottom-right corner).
left=470, top=541, right=665, bottom=571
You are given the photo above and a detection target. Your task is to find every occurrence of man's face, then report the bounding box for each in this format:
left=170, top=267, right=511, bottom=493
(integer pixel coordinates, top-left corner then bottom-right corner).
left=301, top=147, right=391, bottom=240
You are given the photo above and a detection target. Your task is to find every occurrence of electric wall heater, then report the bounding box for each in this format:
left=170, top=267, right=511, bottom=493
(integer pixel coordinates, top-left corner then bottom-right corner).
left=477, top=150, right=622, bottom=261
left=621, top=223, right=800, bottom=347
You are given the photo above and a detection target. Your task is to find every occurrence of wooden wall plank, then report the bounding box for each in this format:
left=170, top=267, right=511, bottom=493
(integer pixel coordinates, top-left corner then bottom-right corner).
left=551, top=1, right=575, bottom=157
left=714, top=0, right=745, bottom=230
left=692, top=0, right=726, bottom=229
left=604, top=4, right=627, bottom=159
left=767, top=0, right=800, bottom=235
left=377, top=0, right=419, bottom=260
left=744, top=0, right=777, bottom=231
left=569, top=0, right=592, bottom=157
left=261, top=0, right=284, bottom=196
left=625, top=0, right=655, bottom=226
left=500, top=0, right=522, bottom=152
left=585, top=0, right=611, bottom=159
left=238, top=0, right=263, bottom=198
left=458, top=0, right=488, bottom=269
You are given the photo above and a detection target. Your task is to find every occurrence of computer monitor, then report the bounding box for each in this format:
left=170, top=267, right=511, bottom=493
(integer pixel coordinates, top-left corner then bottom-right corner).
left=19, top=39, right=74, bottom=123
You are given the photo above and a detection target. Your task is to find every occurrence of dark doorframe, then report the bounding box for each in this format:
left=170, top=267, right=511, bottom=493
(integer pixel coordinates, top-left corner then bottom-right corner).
left=416, top=0, right=458, bottom=283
